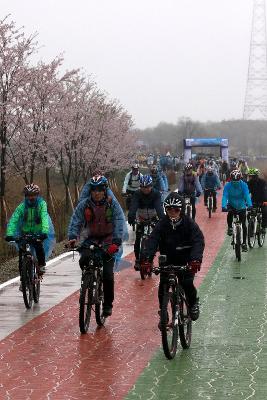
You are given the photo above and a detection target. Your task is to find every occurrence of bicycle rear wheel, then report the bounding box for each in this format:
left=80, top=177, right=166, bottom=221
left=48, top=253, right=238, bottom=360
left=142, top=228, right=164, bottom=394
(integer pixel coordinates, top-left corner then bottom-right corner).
left=95, top=278, right=105, bottom=326
left=21, top=258, right=33, bottom=309
left=79, top=274, right=94, bottom=333
left=160, top=285, right=178, bottom=359
left=178, top=294, right=192, bottom=349
left=248, top=217, right=256, bottom=248
left=186, top=205, right=191, bottom=218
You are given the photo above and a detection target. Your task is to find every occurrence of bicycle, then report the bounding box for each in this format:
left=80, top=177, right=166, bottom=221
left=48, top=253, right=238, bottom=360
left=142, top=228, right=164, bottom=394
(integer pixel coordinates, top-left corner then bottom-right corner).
left=14, top=234, right=42, bottom=309
left=205, top=189, right=216, bottom=218
left=77, top=242, right=107, bottom=333
left=123, top=192, right=136, bottom=231
left=247, top=205, right=266, bottom=248
left=183, top=195, right=193, bottom=218
left=138, top=218, right=157, bottom=279
left=153, top=255, right=192, bottom=360
left=230, top=209, right=244, bottom=262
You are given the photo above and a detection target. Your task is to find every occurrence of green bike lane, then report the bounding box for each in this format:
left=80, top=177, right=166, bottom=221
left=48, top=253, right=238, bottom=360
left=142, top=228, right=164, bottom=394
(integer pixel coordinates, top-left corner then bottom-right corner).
left=126, top=237, right=267, bottom=400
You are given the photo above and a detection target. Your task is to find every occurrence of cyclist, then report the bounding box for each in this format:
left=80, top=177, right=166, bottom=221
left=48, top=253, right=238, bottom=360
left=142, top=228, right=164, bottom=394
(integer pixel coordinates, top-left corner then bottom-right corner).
left=247, top=168, right=267, bottom=232
left=237, top=159, right=249, bottom=182
left=68, top=175, right=127, bottom=317
left=178, top=163, right=202, bottom=220
left=222, top=169, right=252, bottom=252
left=220, top=160, right=230, bottom=182
left=142, top=192, right=205, bottom=322
left=128, top=175, right=164, bottom=270
left=201, top=166, right=221, bottom=211
left=122, top=163, right=143, bottom=209
left=150, top=165, right=165, bottom=192
left=5, top=184, right=53, bottom=287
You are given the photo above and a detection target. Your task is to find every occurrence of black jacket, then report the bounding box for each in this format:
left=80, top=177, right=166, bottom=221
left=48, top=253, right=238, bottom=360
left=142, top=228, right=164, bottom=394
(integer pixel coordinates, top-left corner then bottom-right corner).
left=144, top=215, right=205, bottom=265
left=248, top=177, right=267, bottom=204
left=128, top=189, right=164, bottom=222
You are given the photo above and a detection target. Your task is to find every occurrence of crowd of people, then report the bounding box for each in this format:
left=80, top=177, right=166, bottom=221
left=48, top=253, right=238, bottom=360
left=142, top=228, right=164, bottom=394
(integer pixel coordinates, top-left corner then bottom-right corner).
left=4, top=153, right=267, bottom=327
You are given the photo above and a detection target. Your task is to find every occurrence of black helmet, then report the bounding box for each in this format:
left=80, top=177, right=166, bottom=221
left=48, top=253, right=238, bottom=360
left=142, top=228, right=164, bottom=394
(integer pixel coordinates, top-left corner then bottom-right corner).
left=164, top=192, right=185, bottom=213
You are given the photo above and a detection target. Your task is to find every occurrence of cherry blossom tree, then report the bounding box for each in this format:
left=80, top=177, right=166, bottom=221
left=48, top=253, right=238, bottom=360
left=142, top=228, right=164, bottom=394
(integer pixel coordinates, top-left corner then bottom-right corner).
left=0, top=16, right=37, bottom=230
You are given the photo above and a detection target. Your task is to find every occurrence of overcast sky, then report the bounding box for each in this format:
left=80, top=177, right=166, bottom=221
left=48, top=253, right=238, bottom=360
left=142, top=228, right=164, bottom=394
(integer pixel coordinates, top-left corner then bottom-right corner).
left=3, top=0, right=253, bottom=128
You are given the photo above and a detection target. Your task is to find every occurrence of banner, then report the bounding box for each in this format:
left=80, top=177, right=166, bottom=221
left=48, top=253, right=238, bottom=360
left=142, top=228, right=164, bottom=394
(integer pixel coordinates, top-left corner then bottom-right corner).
left=184, top=138, right=228, bottom=148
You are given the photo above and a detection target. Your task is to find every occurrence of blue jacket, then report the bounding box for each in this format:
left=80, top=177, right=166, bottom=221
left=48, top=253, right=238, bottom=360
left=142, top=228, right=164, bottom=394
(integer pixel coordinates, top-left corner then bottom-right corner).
left=222, top=181, right=252, bottom=210
left=68, top=195, right=127, bottom=244
left=201, top=173, right=221, bottom=191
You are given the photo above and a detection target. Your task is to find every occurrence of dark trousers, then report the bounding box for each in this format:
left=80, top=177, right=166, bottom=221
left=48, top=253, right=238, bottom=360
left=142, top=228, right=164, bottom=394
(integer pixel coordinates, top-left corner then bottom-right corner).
left=19, top=241, right=45, bottom=276
left=204, top=189, right=217, bottom=209
left=262, top=205, right=267, bottom=228
left=79, top=250, right=115, bottom=308
left=158, top=271, right=197, bottom=309
left=227, top=210, right=247, bottom=244
left=190, top=197, right=196, bottom=220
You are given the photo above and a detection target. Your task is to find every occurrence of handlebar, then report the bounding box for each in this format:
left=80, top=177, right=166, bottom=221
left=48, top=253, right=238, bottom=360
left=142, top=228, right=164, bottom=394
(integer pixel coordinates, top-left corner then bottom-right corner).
left=152, top=264, right=188, bottom=275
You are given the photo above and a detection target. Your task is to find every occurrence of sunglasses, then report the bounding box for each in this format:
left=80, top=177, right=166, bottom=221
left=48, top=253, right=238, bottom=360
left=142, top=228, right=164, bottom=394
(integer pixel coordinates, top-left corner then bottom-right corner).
left=166, top=207, right=181, bottom=212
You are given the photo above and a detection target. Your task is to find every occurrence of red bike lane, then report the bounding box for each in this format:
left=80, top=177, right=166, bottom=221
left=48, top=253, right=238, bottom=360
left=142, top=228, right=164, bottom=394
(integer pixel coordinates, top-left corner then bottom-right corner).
left=0, top=195, right=226, bottom=400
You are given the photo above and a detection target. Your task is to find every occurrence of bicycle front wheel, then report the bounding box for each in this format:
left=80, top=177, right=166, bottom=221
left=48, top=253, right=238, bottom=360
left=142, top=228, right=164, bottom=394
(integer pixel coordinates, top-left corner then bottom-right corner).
left=178, top=295, right=192, bottom=349
left=79, top=274, right=94, bottom=334
left=207, top=197, right=212, bottom=218
left=248, top=217, right=256, bottom=248
left=257, top=221, right=265, bottom=247
left=139, top=237, right=148, bottom=280
left=235, top=226, right=242, bottom=262
left=160, top=285, right=178, bottom=359
left=95, top=278, right=105, bottom=326
left=21, top=258, right=33, bottom=309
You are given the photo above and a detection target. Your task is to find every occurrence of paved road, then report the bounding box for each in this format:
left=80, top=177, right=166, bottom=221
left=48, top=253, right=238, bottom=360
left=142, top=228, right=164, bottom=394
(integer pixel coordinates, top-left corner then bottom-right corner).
left=3, top=195, right=266, bottom=400
left=126, top=234, right=267, bottom=400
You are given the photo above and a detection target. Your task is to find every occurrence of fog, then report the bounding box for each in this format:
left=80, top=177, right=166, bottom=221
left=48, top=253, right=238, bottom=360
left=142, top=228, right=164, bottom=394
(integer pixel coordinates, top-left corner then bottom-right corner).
left=2, top=0, right=253, bottom=128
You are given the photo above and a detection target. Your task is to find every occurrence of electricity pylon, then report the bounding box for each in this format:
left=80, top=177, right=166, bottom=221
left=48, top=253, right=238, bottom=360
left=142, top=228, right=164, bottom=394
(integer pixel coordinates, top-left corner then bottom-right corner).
left=243, top=0, right=267, bottom=119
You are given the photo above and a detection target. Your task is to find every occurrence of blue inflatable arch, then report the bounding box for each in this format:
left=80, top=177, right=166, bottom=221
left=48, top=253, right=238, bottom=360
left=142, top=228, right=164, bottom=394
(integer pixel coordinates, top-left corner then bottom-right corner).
left=183, top=138, right=229, bottom=163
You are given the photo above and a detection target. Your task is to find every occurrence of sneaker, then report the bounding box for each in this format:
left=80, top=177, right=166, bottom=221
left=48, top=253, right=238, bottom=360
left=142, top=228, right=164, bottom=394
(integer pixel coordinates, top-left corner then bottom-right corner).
left=134, top=260, right=140, bottom=271
left=227, top=227, right=233, bottom=236
left=190, top=298, right=200, bottom=321
left=102, top=306, right=112, bottom=317
left=242, top=243, right=248, bottom=252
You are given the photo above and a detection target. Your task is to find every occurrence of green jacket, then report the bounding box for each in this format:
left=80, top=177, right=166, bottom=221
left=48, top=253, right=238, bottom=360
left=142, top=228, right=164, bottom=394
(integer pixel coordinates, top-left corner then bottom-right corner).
left=6, top=198, right=49, bottom=237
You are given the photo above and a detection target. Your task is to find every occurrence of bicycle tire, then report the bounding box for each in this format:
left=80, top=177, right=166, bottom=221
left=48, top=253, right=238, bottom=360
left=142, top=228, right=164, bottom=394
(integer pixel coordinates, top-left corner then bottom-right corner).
left=139, top=237, right=147, bottom=280
left=207, top=197, right=212, bottom=219
left=95, top=278, right=105, bottom=326
left=161, top=285, right=178, bottom=359
left=79, top=274, right=94, bottom=333
left=21, top=258, right=33, bottom=309
left=178, top=294, right=192, bottom=349
left=186, top=205, right=191, bottom=218
left=33, top=272, right=40, bottom=304
left=248, top=217, right=256, bottom=248
left=257, top=218, right=265, bottom=247
left=235, top=225, right=242, bottom=262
